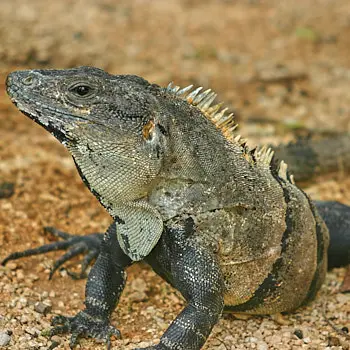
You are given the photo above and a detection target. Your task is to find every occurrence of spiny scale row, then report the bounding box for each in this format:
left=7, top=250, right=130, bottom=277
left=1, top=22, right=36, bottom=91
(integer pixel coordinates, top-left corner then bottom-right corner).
left=254, top=146, right=275, bottom=168
left=166, top=82, right=288, bottom=175
left=166, top=82, right=238, bottom=143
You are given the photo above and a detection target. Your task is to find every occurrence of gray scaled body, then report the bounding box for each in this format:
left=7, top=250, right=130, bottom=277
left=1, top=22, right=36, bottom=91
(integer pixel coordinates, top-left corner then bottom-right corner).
left=4, top=67, right=339, bottom=350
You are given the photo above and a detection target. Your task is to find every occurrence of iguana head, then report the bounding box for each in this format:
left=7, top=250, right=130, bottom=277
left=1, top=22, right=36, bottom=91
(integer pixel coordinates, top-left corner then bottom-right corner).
left=6, top=66, right=169, bottom=204
left=7, top=66, right=173, bottom=260
left=6, top=67, right=172, bottom=258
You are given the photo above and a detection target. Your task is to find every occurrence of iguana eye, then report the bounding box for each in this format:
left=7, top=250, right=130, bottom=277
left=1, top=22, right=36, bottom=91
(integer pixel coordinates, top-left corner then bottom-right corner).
left=70, top=85, right=92, bottom=97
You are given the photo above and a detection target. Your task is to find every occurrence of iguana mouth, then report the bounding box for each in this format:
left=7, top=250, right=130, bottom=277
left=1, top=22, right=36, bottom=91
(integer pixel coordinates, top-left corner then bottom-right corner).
left=7, top=80, right=124, bottom=140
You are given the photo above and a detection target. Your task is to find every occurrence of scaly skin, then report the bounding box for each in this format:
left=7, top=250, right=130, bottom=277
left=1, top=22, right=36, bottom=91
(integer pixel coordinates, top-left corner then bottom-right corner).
left=3, top=67, right=350, bottom=349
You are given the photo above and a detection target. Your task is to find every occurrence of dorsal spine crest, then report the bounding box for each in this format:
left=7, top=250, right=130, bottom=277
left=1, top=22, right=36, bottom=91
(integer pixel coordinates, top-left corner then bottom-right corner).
left=165, top=82, right=261, bottom=166
left=166, top=82, right=295, bottom=182
left=166, top=82, right=238, bottom=143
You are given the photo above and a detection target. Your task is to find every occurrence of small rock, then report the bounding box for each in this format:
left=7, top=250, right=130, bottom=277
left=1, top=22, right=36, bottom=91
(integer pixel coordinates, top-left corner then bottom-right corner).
left=152, top=315, right=167, bottom=330
left=129, top=277, right=148, bottom=302
left=25, top=327, right=40, bottom=336
left=168, top=293, right=182, bottom=305
left=0, top=332, right=11, bottom=346
left=303, top=337, right=311, bottom=344
left=257, top=341, right=268, bottom=350
left=336, top=293, right=350, bottom=304
left=293, top=329, right=303, bottom=339
left=19, top=315, right=30, bottom=324
left=131, top=278, right=147, bottom=292
left=328, top=336, right=341, bottom=346
left=282, top=331, right=291, bottom=339
left=341, top=326, right=349, bottom=333
left=224, top=335, right=235, bottom=342
left=128, top=291, right=148, bottom=302
left=50, top=335, right=63, bottom=343
left=6, top=262, right=18, bottom=271
left=245, top=336, right=258, bottom=343
left=34, top=302, right=52, bottom=315
left=18, top=297, right=28, bottom=307
left=136, top=341, right=153, bottom=348
left=0, top=182, right=15, bottom=199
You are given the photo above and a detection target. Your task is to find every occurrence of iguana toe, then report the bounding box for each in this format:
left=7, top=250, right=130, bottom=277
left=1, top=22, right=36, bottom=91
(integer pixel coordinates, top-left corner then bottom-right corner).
left=2, top=227, right=103, bottom=279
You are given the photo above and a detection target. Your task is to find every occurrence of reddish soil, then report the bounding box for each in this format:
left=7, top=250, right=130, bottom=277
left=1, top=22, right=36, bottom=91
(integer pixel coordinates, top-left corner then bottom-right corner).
left=0, top=1, right=349, bottom=349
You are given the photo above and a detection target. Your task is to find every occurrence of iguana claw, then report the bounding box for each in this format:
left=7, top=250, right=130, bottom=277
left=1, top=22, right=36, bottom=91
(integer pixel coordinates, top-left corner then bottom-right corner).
left=50, top=311, right=120, bottom=349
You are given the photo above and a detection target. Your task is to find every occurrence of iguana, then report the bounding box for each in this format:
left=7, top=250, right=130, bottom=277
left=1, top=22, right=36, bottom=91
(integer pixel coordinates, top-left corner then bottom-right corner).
left=3, top=66, right=350, bottom=350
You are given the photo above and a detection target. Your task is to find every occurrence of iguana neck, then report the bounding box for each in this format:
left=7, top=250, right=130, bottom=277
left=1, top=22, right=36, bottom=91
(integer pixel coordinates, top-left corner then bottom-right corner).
left=160, top=103, right=251, bottom=185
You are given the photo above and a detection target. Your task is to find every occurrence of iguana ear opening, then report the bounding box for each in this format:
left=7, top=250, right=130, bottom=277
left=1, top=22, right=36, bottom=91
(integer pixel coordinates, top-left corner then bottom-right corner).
left=142, top=119, right=156, bottom=141
left=110, top=202, right=163, bottom=261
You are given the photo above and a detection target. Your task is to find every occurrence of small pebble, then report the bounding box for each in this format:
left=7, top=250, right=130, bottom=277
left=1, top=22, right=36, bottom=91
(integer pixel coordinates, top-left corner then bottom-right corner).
left=303, top=337, right=311, bottom=344
left=6, top=262, right=18, bottom=271
left=293, top=329, right=303, bottom=339
left=256, top=341, right=268, bottom=350
left=0, top=182, right=15, bottom=199
left=34, top=302, right=52, bottom=315
left=128, top=291, right=148, bottom=302
left=0, top=332, right=11, bottom=346
left=245, top=336, right=258, bottom=343
left=328, top=336, right=341, bottom=346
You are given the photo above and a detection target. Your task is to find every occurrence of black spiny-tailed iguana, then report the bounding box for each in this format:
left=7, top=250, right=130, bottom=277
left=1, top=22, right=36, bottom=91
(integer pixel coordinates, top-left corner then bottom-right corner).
left=3, top=66, right=350, bottom=349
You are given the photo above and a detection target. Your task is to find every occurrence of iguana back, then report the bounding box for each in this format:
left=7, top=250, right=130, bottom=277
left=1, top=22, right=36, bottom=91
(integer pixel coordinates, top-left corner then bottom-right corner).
left=147, top=82, right=329, bottom=314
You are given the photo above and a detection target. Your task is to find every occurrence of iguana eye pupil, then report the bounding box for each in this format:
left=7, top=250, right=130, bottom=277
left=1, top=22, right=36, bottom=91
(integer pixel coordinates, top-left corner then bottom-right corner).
left=72, top=85, right=91, bottom=96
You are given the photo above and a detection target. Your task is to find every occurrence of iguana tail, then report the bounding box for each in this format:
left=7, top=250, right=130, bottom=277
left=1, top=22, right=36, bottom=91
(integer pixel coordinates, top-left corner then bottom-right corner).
left=314, top=201, right=350, bottom=269
left=273, top=133, right=350, bottom=184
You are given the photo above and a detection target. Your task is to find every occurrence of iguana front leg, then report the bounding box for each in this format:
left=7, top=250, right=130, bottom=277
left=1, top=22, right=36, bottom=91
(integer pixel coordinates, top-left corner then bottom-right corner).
left=50, top=222, right=132, bottom=348
left=143, top=219, right=225, bottom=350
left=2, top=226, right=104, bottom=279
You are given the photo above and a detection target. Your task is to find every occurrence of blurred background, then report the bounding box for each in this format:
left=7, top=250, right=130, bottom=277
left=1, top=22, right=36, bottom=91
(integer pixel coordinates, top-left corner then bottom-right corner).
left=1, top=0, right=350, bottom=134
left=0, top=1, right=350, bottom=349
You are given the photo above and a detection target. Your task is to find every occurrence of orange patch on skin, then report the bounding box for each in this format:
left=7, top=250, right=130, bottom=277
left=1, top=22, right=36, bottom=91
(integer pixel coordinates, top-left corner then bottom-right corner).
left=142, top=119, right=155, bottom=140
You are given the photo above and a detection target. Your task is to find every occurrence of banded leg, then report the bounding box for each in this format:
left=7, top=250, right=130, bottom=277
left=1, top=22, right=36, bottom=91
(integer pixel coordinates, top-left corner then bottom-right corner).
left=143, top=220, right=224, bottom=350
left=50, top=222, right=133, bottom=349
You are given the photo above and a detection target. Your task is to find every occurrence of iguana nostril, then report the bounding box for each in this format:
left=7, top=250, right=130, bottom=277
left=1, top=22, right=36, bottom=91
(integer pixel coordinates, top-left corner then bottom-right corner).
left=22, top=75, right=34, bottom=86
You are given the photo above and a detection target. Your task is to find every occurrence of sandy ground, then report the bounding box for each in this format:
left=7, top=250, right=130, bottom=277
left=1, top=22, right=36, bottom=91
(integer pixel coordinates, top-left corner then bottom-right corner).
left=0, top=0, right=350, bottom=349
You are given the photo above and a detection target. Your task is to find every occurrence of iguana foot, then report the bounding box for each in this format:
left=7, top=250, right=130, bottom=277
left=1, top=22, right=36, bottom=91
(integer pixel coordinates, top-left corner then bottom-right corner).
left=50, top=312, right=120, bottom=349
left=2, top=226, right=103, bottom=279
